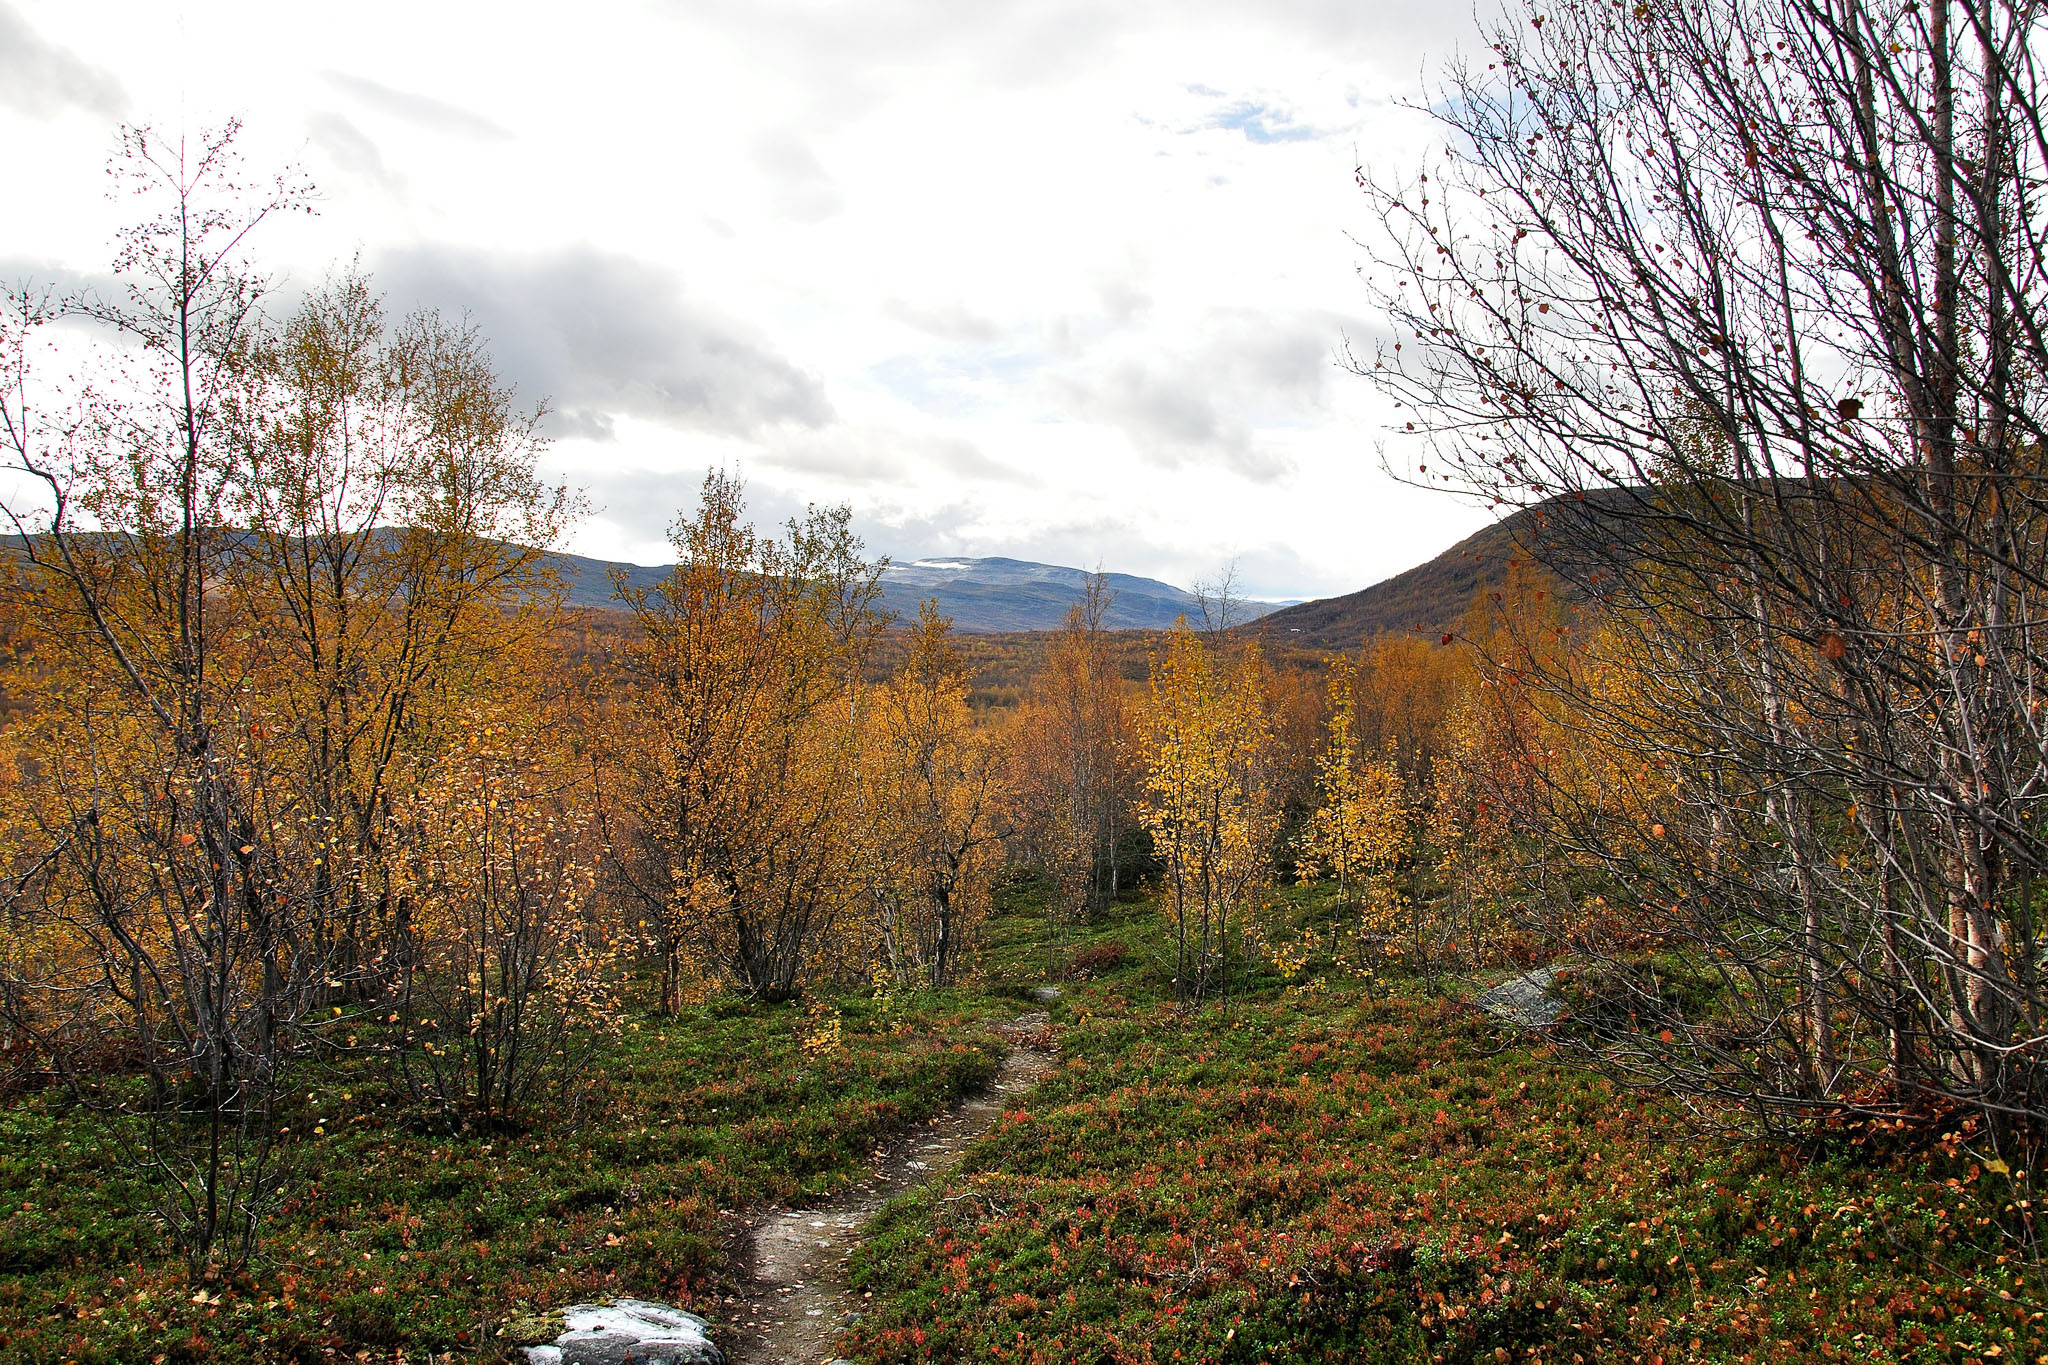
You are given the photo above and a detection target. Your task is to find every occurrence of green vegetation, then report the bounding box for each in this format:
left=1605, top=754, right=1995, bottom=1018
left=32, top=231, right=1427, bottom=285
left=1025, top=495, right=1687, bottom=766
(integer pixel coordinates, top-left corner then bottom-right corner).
left=1, top=881, right=2040, bottom=1363
left=0, top=994, right=1007, bottom=1364
left=846, top=892, right=2041, bottom=1365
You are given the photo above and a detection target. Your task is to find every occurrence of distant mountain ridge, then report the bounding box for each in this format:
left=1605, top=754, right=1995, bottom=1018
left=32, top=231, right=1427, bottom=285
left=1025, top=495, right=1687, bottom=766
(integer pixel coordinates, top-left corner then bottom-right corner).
left=549, top=550, right=1288, bottom=634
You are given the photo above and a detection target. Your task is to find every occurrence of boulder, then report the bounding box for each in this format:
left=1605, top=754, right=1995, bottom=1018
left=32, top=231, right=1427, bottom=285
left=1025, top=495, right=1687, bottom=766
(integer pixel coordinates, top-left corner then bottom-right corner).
left=519, top=1299, right=722, bottom=1365
left=1474, top=966, right=1563, bottom=1030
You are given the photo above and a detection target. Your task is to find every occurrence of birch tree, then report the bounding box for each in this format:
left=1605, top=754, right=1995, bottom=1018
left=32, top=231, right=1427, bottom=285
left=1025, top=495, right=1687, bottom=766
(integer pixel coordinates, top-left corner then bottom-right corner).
left=1138, top=621, right=1276, bottom=1005
left=1360, top=0, right=2048, bottom=1130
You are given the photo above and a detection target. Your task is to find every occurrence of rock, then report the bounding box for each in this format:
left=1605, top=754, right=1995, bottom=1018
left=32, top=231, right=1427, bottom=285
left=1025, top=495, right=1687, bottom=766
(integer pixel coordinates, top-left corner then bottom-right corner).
left=1474, top=967, right=1563, bottom=1030
left=520, top=1299, right=723, bottom=1365
left=1029, top=985, right=1062, bottom=1004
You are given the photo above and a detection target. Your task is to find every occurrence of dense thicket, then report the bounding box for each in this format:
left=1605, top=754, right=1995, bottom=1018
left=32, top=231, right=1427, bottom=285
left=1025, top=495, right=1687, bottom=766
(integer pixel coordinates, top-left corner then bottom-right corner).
left=1359, top=0, right=2048, bottom=1133
left=0, top=127, right=594, bottom=1268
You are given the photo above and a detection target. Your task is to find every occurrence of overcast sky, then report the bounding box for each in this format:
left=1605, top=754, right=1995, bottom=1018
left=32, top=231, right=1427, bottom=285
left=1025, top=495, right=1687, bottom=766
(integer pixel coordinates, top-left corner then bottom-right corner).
left=2, top=0, right=1496, bottom=601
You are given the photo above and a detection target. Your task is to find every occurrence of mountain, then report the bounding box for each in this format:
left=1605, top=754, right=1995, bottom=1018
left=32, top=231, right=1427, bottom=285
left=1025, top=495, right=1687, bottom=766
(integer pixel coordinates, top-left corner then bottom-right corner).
left=1246, top=519, right=1525, bottom=649
left=1250, top=490, right=1642, bottom=650
left=548, top=551, right=1289, bottom=634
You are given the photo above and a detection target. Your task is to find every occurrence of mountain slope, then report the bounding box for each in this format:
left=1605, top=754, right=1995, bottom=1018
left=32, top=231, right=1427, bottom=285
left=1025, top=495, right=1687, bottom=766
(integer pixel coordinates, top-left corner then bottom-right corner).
left=1248, top=519, right=1525, bottom=648
left=1250, top=490, right=1642, bottom=650
left=549, top=551, right=1285, bottom=633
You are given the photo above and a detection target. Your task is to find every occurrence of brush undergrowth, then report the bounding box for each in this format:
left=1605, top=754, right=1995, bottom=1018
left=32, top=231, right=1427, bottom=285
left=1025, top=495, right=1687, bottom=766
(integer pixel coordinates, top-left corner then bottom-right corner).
left=3, top=878, right=2040, bottom=1363
left=0, top=991, right=1007, bottom=1364
left=843, top=892, right=2044, bottom=1365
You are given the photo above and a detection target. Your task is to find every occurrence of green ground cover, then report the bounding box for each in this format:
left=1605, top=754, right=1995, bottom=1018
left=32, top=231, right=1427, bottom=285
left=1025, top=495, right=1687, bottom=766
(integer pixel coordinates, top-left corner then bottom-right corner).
left=845, top=895, right=2043, bottom=1365
left=2, top=879, right=2039, bottom=1363
left=0, top=992, right=1008, bottom=1364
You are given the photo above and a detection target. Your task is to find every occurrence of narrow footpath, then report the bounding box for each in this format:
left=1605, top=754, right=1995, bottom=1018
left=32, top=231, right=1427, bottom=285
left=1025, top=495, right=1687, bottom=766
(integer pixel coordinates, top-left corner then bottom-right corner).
left=719, top=1012, right=1058, bottom=1365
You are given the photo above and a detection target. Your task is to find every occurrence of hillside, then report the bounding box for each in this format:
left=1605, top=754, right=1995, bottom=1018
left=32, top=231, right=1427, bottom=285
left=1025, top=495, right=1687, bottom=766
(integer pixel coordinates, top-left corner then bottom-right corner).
left=551, top=551, right=1288, bottom=633
left=1251, top=489, right=1643, bottom=649
left=1250, top=517, right=1528, bottom=649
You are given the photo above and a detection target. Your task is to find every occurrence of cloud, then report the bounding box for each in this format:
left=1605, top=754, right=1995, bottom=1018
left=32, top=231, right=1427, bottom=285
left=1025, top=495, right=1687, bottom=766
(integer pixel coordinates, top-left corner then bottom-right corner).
left=306, top=112, right=403, bottom=194
left=761, top=425, right=1026, bottom=486
left=1095, top=276, right=1150, bottom=326
left=374, top=245, right=834, bottom=438
left=0, top=3, right=125, bottom=119
left=869, top=347, right=1042, bottom=420
left=324, top=71, right=513, bottom=140
left=1050, top=309, right=1351, bottom=480
left=1065, top=360, right=1270, bottom=476
left=885, top=298, right=1003, bottom=345
left=665, top=0, right=1475, bottom=126
left=0, top=258, right=118, bottom=300
left=759, top=429, right=909, bottom=483
left=671, top=0, right=1127, bottom=120
left=751, top=130, right=844, bottom=222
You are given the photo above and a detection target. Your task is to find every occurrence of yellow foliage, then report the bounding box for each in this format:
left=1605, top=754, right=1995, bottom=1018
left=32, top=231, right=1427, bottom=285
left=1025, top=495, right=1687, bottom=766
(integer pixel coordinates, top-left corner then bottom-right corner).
left=1299, top=656, right=1414, bottom=933
left=860, top=600, right=1004, bottom=990
left=798, top=998, right=844, bottom=1059
left=1138, top=621, right=1277, bottom=1004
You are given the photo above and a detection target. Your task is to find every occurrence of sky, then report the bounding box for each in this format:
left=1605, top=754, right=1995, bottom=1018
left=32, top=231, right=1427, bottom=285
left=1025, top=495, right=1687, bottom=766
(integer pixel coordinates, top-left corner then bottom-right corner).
left=1, top=0, right=1497, bottom=602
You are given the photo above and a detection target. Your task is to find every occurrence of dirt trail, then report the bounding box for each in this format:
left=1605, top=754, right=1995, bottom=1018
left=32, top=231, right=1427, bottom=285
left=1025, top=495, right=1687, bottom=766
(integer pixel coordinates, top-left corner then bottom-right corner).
left=718, top=1013, right=1057, bottom=1365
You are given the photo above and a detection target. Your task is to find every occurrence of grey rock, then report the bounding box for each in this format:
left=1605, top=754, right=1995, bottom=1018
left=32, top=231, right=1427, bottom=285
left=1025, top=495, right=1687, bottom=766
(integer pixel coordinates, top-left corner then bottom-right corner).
left=1028, top=985, right=1062, bottom=1004
left=521, top=1299, right=722, bottom=1365
left=1474, top=966, right=1563, bottom=1030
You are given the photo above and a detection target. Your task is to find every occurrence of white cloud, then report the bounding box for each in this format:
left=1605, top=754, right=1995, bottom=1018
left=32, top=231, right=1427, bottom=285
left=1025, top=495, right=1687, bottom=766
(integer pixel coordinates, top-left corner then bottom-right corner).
left=0, top=0, right=1499, bottom=599
left=306, top=111, right=403, bottom=195
left=323, top=71, right=513, bottom=141
left=0, top=3, right=124, bottom=120
left=373, top=244, right=835, bottom=438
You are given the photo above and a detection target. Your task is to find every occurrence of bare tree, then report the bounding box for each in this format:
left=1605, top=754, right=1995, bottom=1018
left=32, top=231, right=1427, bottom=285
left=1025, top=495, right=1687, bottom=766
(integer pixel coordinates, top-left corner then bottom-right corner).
left=1359, top=0, right=2048, bottom=1134
left=1193, top=559, right=1246, bottom=639
left=0, top=124, right=325, bottom=1271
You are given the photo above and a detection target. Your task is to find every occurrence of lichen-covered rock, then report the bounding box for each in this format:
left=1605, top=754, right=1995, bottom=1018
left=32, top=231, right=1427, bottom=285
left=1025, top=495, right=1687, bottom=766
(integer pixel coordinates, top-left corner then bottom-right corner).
left=519, top=1299, right=722, bottom=1365
left=1474, top=966, right=1563, bottom=1030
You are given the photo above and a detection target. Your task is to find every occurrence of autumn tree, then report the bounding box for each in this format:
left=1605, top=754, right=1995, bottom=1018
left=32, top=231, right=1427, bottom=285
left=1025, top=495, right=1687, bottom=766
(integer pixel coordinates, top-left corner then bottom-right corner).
left=1422, top=564, right=1571, bottom=973
left=865, top=600, right=1004, bottom=990
left=1007, top=573, right=1135, bottom=929
left=1260, top=655, right=1328, bottom=847
left=1299, top=656, right=1413, bottom=950
left=241, top=267, right=576, bottom=994
left=0, top=125, right=584, bottom=1267
left=389, top=712, right=616, bottom=1132
left=1350, top=631, right=1462, bottom=777
left=1360, top=0, right=2048, bottom=1127
left=1138, top=620, right=1276, bottom=1005
left=599, top=472, right=886, bottom=1007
